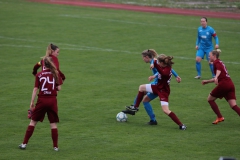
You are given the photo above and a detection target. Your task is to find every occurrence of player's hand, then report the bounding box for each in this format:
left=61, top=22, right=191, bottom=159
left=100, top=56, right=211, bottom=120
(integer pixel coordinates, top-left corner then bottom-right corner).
left=148, top=75, right=155, bottom=81
left=28, top=104, right=35, bottom=119
left=28, top=108, right=35, bottom=119
left=215, top=45, right=219, bottom=49
left=176, top=76, right=181, bottom=83
left=214, top=77, right=218, bottom=85
left=30, top=102, right=35, bottom=110
left=201, top=80, right=208, bottom=85
left=195, top=46, right=199, bottom=50
left=150, top=64, right=154, bottom=69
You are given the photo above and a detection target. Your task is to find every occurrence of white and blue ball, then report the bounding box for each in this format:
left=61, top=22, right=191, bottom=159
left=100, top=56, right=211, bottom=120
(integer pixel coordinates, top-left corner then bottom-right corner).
left=116, top=112, right=128, bottom=122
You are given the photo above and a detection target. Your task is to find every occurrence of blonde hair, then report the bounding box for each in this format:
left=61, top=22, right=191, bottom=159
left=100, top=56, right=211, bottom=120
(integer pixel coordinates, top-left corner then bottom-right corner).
left=141, top=49, right=158, bottom=58
left=41, top=43, right=59, bottom=59
left=43, top=56, right=59, bottom=84
left=157, top=54, right=174, bottom=67
left=211, top=49, right=221, bottom=58
left=46, top=43, right=58, bottom=56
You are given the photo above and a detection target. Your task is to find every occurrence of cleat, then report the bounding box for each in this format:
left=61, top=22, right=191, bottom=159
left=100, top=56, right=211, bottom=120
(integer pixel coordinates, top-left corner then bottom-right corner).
left=212, top=117, right=224, bottom=124
left=147, top=120, right=157, bottom=125
left=54, top=147, right=59, bottom=151
left=19, top=144, right=27, bottom=149
left=179, top=124, right=187, bottom=130
left=122, top=110, right=135, bottom=115
left=194, top=75, right=201, bottom=79
left=125, top=105, right=134, bottom=109
left=126, top=105, right=139, bottom=112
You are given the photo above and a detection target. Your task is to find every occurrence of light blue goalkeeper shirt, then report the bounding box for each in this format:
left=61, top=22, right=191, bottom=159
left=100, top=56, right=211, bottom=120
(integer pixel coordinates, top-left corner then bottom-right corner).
left=196, top=26, right=219, bottom=49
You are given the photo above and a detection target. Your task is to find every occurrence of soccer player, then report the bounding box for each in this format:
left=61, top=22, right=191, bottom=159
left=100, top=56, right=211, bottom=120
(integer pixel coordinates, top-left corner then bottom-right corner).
left=125, top=52, right=186, bottom=130
left=195, top=17, right=219, bottom=79
left=32, top=43, right=65, bottom=81
left=201, top=49, right=240, bottom=124
left=19, top=56, right=63, bottom=151
left=123, top=49, right=181, bottom=125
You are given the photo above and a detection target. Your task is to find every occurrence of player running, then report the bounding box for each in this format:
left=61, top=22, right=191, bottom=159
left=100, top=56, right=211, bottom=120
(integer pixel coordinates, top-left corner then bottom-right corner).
left=202, top=49, right=240, bottom=124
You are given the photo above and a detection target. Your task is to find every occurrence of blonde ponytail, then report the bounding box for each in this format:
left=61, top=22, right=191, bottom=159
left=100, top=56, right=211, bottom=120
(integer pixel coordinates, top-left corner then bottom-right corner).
left=43, top=56, right=59, bottom=84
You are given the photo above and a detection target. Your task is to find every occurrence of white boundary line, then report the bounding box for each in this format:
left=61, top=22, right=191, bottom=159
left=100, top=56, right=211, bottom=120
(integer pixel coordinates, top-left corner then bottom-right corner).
left=60, top=14, right=240, bottom=34
left=0, top=36, right=239, bottom=65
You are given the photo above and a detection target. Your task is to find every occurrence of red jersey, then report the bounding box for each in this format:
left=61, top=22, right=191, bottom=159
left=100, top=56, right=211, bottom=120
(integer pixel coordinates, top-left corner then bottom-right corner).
left=38, top=55, right=65, bottom=81
left=154, top=60, right=172, bottom=93
left=32, top=55, right=65, bottom=81
left=41, top=55, right=59, bottom=70
left=35, top=69, right=62, bottom=97
left=213, top=59, right=231, bottom=82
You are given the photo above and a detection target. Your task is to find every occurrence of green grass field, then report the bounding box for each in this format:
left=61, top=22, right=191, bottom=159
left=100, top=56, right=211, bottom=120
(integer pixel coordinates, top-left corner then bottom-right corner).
left=0, top=0, right=240, bottom=159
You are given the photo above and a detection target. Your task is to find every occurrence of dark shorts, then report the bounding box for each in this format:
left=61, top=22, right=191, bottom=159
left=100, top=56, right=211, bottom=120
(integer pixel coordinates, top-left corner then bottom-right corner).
left=210, top=80, right=236, bottom=101
left=31, top=97, right=59, bottom=123
left=151, top=85, right=170, bottom=102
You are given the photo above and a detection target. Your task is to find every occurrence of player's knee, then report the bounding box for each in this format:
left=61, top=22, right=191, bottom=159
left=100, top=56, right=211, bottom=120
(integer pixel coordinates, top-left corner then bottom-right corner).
left=50, top=123, right=57, bottom=129
left=196, top=59, right=201, bottom=62
left=29, top=120, right=37, bottom=126
left=139, top=85, right=145, bottom=92
left=196, top=57, right=201, bottom=62
left=207, top=98, right=214, bottom=103
left=163, top=109, right=171, bottom=115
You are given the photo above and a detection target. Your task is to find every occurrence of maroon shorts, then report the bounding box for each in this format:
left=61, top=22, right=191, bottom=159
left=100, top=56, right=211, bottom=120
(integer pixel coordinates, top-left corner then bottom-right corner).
left=151, top=85, right=170, bottom=102
left=210, top=80, right=236, bottom=101
left=31, top=97, right=59, bottom=123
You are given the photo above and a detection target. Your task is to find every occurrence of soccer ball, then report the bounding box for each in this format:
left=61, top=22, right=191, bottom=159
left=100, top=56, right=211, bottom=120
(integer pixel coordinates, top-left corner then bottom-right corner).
left=116, top=112, right=128, bottom=122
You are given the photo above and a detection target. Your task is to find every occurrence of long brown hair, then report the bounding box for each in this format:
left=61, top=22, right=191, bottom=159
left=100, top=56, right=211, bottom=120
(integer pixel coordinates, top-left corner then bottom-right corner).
left=141, top=49, right=158, bottom=59
left=157, top=54, right=174, bottom=67
left=43, top=56, right=59, bottom=84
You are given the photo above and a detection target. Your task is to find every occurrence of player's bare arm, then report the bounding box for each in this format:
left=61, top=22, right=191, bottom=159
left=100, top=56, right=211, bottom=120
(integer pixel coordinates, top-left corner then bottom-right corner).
left=214, top=70, right=221, bottom=85
left=30, top=87, right=38, bottom=109
left=201, top=78, right=215, bottom=85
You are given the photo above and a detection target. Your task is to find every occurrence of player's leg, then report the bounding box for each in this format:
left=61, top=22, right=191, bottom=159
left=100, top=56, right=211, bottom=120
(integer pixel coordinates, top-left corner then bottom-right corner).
left=195, top=49, right=204, bottom=79
left=160, top=102, right=186, bottom=130
left=47, top=100, right=59, bottom=151
left=226, top=88, right=240, bottom=116
left=126, top=84, right=151, bottom=112
left=206, top=49, right=215, bottom=78
left=158, top=92, right=186, bottom=130
left=207, top=94, right=224, bottom=124
left=19, top=120, right=38, bottom=149
left=124, top=96, right=137, bottom=111
left=143, top=93, right=158, bottom=125
left=125, top=92, right=147, bottom=110
left=19, top=98, right=46, bottom=150
left=228, top=99, right=240, bottom=116
left=50, top=123, right=59, bottom=151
